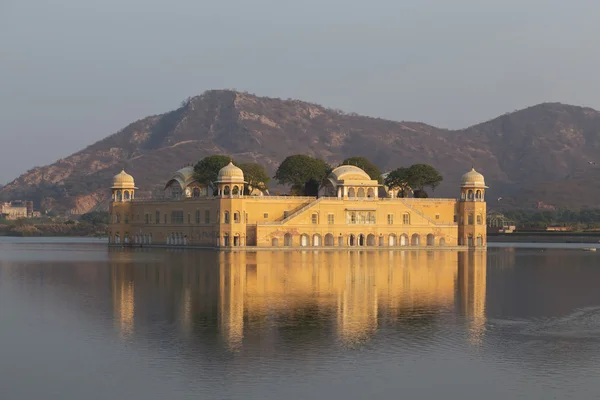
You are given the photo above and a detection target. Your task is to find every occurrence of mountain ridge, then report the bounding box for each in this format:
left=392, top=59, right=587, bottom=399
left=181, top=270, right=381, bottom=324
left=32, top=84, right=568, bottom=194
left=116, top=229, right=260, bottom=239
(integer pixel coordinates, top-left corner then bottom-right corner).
left=2, top=90, right=600, bottom=213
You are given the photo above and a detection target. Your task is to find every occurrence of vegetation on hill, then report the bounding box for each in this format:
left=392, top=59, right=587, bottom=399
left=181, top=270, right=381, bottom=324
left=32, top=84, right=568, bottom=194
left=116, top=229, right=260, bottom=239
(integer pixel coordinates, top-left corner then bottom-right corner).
left=503, top=208, right=600, bottom=230
left=341, top=156, right=382, bottom=181
left=3, top=90, right=600, bottom=212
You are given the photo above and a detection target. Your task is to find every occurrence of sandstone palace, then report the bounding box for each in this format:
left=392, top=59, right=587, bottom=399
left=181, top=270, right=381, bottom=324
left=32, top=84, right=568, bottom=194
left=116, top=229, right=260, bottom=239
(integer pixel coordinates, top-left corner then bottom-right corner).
left=108, top=162, right=487, bottom=249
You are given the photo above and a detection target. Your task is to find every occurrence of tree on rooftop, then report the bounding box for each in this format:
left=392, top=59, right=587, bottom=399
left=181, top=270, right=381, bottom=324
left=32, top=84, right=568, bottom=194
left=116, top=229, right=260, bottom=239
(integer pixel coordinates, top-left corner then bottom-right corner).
left=239, top=162, right=270, bottom=195
left=405, top=164, right=443, bottom=197
left=341, top=156, right=382, bottom=181
left=384, top=167, right=411, bottom=198
left=274, top=155, right=331, bottom=196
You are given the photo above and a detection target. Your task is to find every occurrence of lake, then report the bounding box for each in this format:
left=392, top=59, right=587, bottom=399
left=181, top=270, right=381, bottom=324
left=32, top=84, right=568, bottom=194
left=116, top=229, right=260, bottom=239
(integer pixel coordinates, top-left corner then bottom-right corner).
left=1, top=238, right=600, bottom=399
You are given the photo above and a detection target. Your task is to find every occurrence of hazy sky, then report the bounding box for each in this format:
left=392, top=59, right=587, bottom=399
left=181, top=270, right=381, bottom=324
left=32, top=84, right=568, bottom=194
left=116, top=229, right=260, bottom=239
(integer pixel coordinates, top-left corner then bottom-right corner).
left=1, top=0, right=600, bottom=184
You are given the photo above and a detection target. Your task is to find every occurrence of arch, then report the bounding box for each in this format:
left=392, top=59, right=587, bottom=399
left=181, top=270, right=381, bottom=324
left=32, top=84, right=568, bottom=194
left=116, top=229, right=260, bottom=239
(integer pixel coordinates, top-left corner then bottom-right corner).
left=223, top=186, right=231, bottom=196
left=338, top=235, right=344, bottom=247
left=475, top=190, right=482, bottom=200
left=324, top=234, right=334, bottom=246
left=224, top=211, right=230, bottom=224
left=349, top=234, right=356, bottom=246
left=272, top=237, right=279, bottom=247
left=124, top=191, right=131, bottom=201
left=367, top=234, right=376, bottom=246
left=233, top=234, right=240, bottom=247
left=477, top=214, right=483, bottom=225
left=378, top=235, right=384, bottom=246
left=193, top=187, right=201, bottom=197
left=357, top=188, right=366, bottom=198
left=367, top=188, right=375, bottom=198
left=115, top=233, right=120, bottom=244
left=467, top=235, right=474, bottom=247
left=300, top=234, right=310, bottom=247
left=284, top=233, right=293, bottom=247
left=116, top=213, right=121, bottom=223
left=411, top=234, right=420, bottom=246
left=148, top=234, right=152, bottom=244
left=426, top=234, right=435, bottom=246
left=388, top=234, right=397, bottom=247
left=400, top=234, right=409, bottom=246
left=234, top=211, right=240, bottom=224
left=183, top=234, right=188, bottom=245
left=117, top=190, right=123, bottom=201
left=232, top=186, right=240, bottom=195
left=477, top=235, right=483, bottom=246
left=348, top=188, right=356, bottom=198
left=461, top=192, right=466, bottom=200
left=439, top=237, right=446, bottom=246
left=312, top=234, right=322, bottom=247
left=468, top=190, right=474, bottom=200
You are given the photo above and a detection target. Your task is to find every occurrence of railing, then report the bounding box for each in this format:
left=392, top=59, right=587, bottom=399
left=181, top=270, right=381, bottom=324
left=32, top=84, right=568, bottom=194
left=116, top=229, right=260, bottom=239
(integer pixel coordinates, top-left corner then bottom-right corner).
left=262, top=197, right=326, bottom=225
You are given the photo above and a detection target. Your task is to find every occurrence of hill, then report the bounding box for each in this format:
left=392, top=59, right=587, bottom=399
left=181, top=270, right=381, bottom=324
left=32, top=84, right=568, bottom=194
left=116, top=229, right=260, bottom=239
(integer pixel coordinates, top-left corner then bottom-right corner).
left=3, top=90, right=600, bottom=213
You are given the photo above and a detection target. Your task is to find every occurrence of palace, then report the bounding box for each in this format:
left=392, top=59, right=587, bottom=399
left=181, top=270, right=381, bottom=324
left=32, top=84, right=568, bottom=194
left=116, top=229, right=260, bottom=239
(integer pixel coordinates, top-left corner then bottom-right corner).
left=108, top=163, right=487, bottom=249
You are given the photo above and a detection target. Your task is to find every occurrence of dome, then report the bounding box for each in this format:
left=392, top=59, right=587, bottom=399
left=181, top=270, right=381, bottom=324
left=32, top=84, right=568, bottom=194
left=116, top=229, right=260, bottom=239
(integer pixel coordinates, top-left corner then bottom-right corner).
left=217, top=162, right=245, bottom=182
left=461, top=168, right=486, bottom=187
left=165, top=166, right=196, bottom=189
left=112, top=169, right=136, bottom=189
left=329, top=165, right=372, bottom=182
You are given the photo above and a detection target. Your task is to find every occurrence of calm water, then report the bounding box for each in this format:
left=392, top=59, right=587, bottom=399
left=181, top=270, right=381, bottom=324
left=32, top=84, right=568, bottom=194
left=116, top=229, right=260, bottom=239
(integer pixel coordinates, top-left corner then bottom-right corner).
left=2, top=239, right=600, bottom=399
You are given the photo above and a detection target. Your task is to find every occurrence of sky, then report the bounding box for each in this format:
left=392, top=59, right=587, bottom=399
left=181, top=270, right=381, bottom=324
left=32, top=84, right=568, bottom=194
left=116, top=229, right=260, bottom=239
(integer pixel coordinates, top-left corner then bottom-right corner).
left=1, top=0, right=600, bottom=184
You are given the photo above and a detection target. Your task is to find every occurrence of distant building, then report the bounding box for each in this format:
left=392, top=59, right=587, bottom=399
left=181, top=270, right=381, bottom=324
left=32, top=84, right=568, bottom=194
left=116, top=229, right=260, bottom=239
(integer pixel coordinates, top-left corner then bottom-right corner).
left=487, top=212, right=516, bottom=233
left=0, top=200, right=36, bottom=220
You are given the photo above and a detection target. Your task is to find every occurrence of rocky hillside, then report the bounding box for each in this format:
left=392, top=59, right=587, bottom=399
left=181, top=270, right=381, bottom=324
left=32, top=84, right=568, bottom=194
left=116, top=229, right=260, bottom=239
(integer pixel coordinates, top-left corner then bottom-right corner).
left=3, top=90, right=600, bottom=213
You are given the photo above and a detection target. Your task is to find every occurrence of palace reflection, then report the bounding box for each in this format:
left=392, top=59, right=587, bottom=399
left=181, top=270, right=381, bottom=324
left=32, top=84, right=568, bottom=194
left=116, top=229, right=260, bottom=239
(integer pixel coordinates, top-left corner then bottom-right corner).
left=108, top=249, right=487, bottom=349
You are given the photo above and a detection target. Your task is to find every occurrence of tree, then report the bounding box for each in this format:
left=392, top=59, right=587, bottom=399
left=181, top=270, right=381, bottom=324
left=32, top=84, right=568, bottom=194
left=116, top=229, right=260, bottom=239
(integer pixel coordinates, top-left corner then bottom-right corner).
left=274, top=155, right=331, bottom=195
left=193, top=155, right=233, bottom=185
left=341, top=156, right=382, bottom=181
left=239, top=162, right=271, bottom=194
left=384, top=167, right=411, bottom=198
left=405, top=164, right=443, bottom=195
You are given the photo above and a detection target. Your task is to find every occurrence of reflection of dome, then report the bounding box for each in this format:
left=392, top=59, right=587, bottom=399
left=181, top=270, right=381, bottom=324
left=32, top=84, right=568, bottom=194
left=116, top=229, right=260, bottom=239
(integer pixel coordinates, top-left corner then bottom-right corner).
left=461, top=168, right=486, bottom=187
left=329, top=165, right=371, bottom=181
left=112, top=169, right=136, bottom=189
left=217, top=162, right=245, bottom=182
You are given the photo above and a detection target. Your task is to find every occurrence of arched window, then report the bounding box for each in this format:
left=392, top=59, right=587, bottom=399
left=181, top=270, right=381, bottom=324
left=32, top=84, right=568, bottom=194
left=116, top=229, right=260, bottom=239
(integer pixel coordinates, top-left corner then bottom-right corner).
left=348, top=188, right=356, bottom=198
left=426, top=234, right=435, bottom=246
left=300, top=234, right=309, bottom=247
left=411, top=234, right=420, bottom=246
left=324, top=234, right=334, bottom=246
left=284, top=233, right=293, bottom=246
left=476, top=190, right=482, bottom=200
left=124, top=191, right=130, bottom=201
left=117, top=191, right=122, bottom=201
left=367, top=188, right=375, bottom=198
left=349, top=234, right=356, bottom=246
left=224, top=211, right=230, bottom=224
left=272, top=238, right=279, bottom=247
left=223, top=186, right=231, bottom=196
left=439, top=238, right=446, bottom=246
left=477, top=235, right=484, bottom=246
left=367, top=234, right=376, bottom=246
left=468, top=190, right=474, bottom=200
left=403, top=213, right=410, bottom=225
left=148, top=234, right=152, bottom=244
left=468, top=214, right=474, bottom=225
left=400, top=234, right=409, bottom=246
left=477, top=215, right=483, bottom=225
left=357, top=188, right=365, bottom=198
left=234, top=212, right=240, bottom=224
left=232, top=186, right=239, bottom=195
left=312, top=234, right=322, bottom=247
left=388, top=234, right=396, bottom=247
left=193, top=188, right=201, bottom=197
